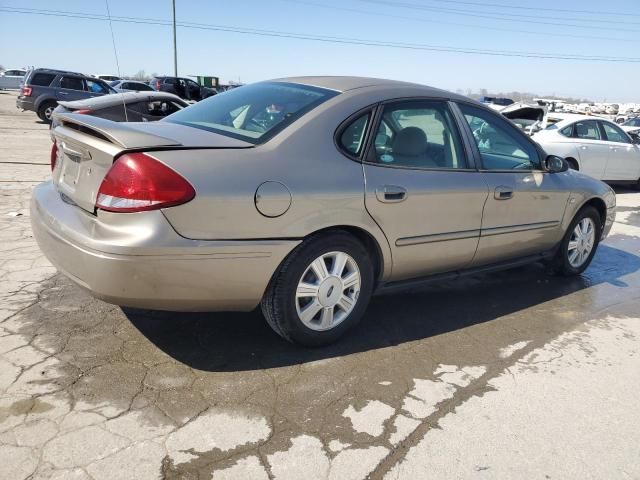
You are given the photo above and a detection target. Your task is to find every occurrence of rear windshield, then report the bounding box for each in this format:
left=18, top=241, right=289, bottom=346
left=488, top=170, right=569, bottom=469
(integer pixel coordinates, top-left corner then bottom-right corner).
left=164, top=82, right=338, bottom=144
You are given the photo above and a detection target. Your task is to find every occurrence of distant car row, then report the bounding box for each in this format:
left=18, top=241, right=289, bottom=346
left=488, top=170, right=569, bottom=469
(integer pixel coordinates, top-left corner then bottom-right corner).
left=14, top=68, right=220, bottom=123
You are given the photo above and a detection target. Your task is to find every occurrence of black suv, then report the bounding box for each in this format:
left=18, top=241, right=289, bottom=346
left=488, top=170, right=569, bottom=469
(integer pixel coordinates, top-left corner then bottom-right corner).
left=150, top=76, right=217, bottom=101
left=17, top=68, right=115, bottom=123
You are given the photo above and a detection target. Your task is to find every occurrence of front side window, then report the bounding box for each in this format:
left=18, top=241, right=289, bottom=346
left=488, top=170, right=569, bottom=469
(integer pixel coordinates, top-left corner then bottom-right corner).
left=86, top=79, right=109, bottom=94
left=601, top=122, right=630, bottom=144
left=369, top=101, right=466, bottom=169
left=60, top=77, right=85, bottom=91
left=165, top=82, right=338, bottom=144
left=574, top=121, right=600, bottom=140
left=339, top=113, right=370, bottom=156
left=458, top=103, right=540, bottom=170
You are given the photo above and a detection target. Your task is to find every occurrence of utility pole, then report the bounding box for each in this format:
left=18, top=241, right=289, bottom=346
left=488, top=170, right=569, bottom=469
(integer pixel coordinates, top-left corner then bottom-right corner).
left=172, top=0, right=178, bottom=77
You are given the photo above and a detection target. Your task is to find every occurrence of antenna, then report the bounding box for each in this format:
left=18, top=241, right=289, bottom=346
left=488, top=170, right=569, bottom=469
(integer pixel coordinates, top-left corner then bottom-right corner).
left=104, top=0, right=128, bottom=122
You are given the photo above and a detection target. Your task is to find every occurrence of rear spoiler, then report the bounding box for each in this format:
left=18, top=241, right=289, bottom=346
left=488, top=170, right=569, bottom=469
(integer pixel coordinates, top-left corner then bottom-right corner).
left=52, top=112, right=181, bottom=149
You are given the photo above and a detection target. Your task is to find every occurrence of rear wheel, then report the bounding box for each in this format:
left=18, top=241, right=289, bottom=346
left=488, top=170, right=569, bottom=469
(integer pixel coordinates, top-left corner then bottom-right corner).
left=37, top=101, right=57, bottom=123
left=261, top=231, right=374, bottom=347
left=553, top=206, right=601, bottom=276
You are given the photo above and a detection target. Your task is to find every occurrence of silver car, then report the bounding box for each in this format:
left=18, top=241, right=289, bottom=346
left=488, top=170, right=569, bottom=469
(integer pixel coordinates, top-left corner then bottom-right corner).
left=31, top=77, right=616, bottom=346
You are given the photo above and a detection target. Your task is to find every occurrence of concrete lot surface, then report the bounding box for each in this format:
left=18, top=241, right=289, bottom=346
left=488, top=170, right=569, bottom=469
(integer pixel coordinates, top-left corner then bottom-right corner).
left=1, top=90, right=639, bottom=479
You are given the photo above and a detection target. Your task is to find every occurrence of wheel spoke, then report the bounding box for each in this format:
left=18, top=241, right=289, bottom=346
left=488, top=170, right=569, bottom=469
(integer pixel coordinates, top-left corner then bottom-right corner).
left=296, top=282, right=319, bottom=298
left=568, top=240, right=578, bottom=251
left=311, top=258, right=330, bottom=281
left=299, top=299, right=322, bottom=324
left=342, top=272, right=359, bottom=289
left=337, top=294, right=355, bottom=313
left=319, top=307, right=334, bottom=329
left=568, top=249, right=579, bottom=265
left=332, top=252, right=348, bottom=277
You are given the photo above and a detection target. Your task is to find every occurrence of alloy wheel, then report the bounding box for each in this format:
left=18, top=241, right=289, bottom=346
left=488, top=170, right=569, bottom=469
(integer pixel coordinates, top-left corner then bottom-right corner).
left=295, top=251, right=361, bottom=331
left=568, top=218, right=595, bottom=268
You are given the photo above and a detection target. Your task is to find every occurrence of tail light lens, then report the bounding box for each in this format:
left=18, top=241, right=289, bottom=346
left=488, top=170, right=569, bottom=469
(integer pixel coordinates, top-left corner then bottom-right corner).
left=50, top=141, right=58, bottom=171
left=73, top=109, right=92, bottom=115
left=155, top=80, right=161, bottom=90
left=96, top=153, right=195, bottom=213
left=21, top=86, right=32, bottom=97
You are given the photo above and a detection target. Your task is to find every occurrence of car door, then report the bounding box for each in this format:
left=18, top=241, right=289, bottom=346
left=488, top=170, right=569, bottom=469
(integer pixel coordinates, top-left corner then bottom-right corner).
left=56, top=76, right=87, bottom=102
left=572, top=120, right=609, bottom=179
left=598, top=121, right=640, bottom=181
left=456, top=102, right=570, bottom=266
left=361, top=100, right=489, bottom=281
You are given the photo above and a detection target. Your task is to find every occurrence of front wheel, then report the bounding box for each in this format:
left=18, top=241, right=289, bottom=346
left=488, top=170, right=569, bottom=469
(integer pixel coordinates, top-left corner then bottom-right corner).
left=37, top=101, right=57, bottom=123
left=553, top=206, right=601, bottom=276
left=261, top=231, right=374, bottom=347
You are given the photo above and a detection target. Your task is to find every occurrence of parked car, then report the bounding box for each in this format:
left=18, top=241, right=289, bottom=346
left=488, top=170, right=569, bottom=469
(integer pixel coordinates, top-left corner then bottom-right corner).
left=150, top=76, right=216, bottom=101
left=534, top=117, right=640, bottom=186
left=32, top=77, right=616, bottom=346
left=16, top=68, right=116, bottom=123
left=95, top=74, right=121, bottom=82
left=50, top=91, right=188, bottom=128
left=109, top=80, right=155, bottom=92
left=620, top=117, right=640, bottom=133
left=0, top=68, right=27, bottom=90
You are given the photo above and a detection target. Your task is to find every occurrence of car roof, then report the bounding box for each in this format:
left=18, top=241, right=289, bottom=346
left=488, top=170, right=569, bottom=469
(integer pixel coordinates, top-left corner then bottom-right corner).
left=270, top=76, right=468, bottom=100
left=550, top=115, right=619, bottom=129
left=31, top=68, right=85, bottom=76
left=58, top=91, right=186, bottom=109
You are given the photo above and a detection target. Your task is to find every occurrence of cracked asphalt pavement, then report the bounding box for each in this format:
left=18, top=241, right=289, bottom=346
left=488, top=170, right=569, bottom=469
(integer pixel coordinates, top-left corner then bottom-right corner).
left=1, top=90, right=639, bottom=479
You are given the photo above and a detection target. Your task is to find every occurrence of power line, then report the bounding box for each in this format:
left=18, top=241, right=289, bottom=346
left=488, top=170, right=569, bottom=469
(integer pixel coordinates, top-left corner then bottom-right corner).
left=413, top=0, right=640, bottom=18
left=354, top=0, right=640, bottom=31
left=2, top=6, right=640, bottom=63
left=284, top=0, right=638, bottom=44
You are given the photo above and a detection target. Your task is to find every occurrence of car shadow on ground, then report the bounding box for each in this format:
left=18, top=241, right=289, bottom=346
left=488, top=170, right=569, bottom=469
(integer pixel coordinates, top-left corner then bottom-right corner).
left=124, top=244, right=640, bottom=372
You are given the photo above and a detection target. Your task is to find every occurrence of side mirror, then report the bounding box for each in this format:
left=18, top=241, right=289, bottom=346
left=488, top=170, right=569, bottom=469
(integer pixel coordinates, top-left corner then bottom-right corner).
left=544, top=155, right=568, bottom=173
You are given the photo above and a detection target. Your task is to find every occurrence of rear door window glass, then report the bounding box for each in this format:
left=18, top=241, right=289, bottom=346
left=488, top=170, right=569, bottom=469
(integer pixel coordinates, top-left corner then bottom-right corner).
left=60, top=77, right=85, bottom=91
left=85, top=79, right=109, bottom=94
left=574, top=121, right=600, bottom=140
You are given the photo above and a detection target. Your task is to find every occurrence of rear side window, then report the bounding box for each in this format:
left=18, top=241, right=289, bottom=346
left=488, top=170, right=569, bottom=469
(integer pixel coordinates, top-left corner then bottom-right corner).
left=164, top=78, right=177, bottom=85
left=165, top=82, right=338, bottom=144
left=559, top=125, right=573, bottom=137
left=30, top=73, right=56, bottom=86
left=60, top=77, right=85, bottom=91
left=339, top=113, right=370, bottom=156
left=574, top=121, right=600, bottom=140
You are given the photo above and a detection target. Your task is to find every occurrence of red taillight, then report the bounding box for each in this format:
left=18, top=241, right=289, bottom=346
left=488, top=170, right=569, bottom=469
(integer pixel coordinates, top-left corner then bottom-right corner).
left=50, top=142, right=58, bottom=171
left=73, top=109, right=92, bottom=115
left=21, top=86, right=32, bottom=97
left=155, top=80, right=161, bottom=90
left=96, top=153, right=195, bottom=213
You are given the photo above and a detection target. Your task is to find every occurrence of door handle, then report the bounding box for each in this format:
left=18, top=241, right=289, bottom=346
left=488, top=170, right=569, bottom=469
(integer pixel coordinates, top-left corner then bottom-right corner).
left=609, top=147, right=619, bottom=151
left=494, top=186, right=513, bottom=200
left=376, top=185, right=407, bottom=203
left=580, top=145, right=588, bottom=150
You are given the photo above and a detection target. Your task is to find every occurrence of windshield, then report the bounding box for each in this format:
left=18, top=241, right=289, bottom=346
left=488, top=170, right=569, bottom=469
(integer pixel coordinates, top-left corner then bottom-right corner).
left=164, top=82, right=338, bottom=144
left=624, top=118, right=640, bottom=127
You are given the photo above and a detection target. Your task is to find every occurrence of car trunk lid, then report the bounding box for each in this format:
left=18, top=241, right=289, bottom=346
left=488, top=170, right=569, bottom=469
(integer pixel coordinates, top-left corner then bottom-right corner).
left=51, top=113, right=253, bottom=213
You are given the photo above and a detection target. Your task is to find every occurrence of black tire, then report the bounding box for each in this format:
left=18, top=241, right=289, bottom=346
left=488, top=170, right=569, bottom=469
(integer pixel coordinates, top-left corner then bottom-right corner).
left=37, top=101, right=57, bottom=123
left=566, top=158, right=579, bottom=171
left=552, top=206, right=601, bottom=276
left=261, top=231, right=374, bottom=347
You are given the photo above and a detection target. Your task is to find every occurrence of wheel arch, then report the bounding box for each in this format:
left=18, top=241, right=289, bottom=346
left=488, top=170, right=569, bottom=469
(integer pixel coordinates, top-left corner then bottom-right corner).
left=303, top=225, right=389, bottom=284
left=580, top=197, right=607, bottom=230
left=35, top=96, right=57, bottom=111
left=565, top=156, right=580, bottom=170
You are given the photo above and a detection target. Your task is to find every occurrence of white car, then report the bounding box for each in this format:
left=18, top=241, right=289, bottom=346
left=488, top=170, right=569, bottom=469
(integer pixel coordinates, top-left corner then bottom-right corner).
left=533, top=117, right=640, bottom=187
left=620, top=117, right=640, bottom=133
left=0, top=68, right=27, bottom=90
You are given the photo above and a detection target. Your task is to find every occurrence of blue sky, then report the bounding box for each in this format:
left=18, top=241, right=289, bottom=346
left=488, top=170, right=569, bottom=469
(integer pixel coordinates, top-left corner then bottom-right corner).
left=1, top=0, right=638, bottom=100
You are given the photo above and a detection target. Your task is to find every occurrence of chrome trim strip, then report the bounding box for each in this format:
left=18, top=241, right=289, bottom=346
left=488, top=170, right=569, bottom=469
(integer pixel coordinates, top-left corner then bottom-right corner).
left=396, top=229, right=480, bottom=247
left=480, top=221, right=559, bottom=237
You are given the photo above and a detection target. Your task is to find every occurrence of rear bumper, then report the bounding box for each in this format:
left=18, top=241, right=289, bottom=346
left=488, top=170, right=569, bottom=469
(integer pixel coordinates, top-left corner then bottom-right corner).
left=31, top=182, right=300, bottom=311
left=16, top=97, right=34, bottom=112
